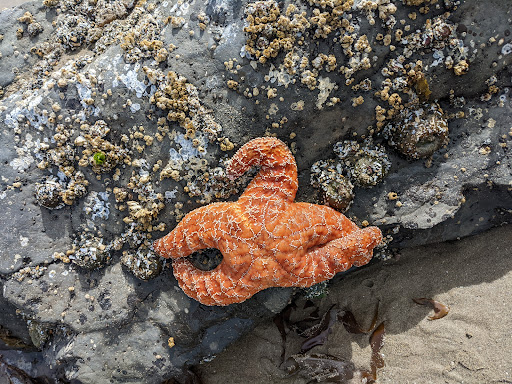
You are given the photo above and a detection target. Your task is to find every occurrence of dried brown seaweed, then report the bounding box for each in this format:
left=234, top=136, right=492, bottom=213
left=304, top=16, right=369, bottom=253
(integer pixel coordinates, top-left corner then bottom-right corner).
left=283, top=353, right=356, bottom=383
left=278, top=301, right=385, bottom=383
left=273, top=302, right=296, bottom=363
left=301, top=305, right=338, bottom=353
left=340, top=301, right=379, bottom=334
left=360, top=321, right=386, bottom=383
left=413, top=298, right=450, bottom=320
left=0, top=326, right=34, bottom=350
left=0, top=355, right=35, bottom=384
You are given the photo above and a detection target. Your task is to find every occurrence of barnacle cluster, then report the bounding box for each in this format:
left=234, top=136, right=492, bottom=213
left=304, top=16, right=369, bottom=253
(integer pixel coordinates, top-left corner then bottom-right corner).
left=239, top=0, right=371, bottom=94
left=400, top=15, right=456, bottom=54
left=75, top=120, right=131, bottom=174
left=243, top=1, right=310, bottom=64
left=230, top=0, right=472, bottom=146
left=35, top=179, right=65, bottom=209
left=68, top=233, right=111, bottom=270
left=310, top=159, right=354, bottom=212
left=121, top=246, right=163, bottom=280
left=29, top=0, right=160, bottom=81
left=11, top=265, right=48, bottom=282
left=120, top=13, right=167, bottom=63
left=60, top=172, right=89, bottom=205
left=36, top=119, right=129, bottom=207
left=34, top=174, right=89, bottom=209
left=47, top=0, right=133, bottom=51
left=333, top=140, right=391, bottom=187
left=383, top=103, right=449, bottom=159
left=18, top=11, right=44, bottom=37
left=145, top=67, right=223, bottom=141
left=122, top=171, right=165, bottom=231
left=356, top=0, right=397, bottom=25
left=310, top=140, right=391, bottom=210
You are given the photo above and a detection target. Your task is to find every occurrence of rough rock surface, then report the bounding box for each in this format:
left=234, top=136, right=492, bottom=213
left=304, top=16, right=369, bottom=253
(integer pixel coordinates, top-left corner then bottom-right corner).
left=0, top=0, right=510, bottom=382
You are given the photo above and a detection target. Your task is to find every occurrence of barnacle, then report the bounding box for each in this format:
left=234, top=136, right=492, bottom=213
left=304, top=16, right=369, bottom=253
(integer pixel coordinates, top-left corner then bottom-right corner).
left=122, top=247, right=163, bottom=280
left=383, top=103, right=449, bottom=159
left=69, top=234, right=111, bottom=270
left=334, top=140, right=391, bottom=187
left=310, top=159, right=355, bottom=212
left=35, top=179, right=64, bottom=209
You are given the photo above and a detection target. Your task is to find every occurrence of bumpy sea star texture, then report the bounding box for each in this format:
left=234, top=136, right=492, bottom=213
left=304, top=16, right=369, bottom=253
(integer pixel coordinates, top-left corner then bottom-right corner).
left=154, top=137, right=382, bottom=305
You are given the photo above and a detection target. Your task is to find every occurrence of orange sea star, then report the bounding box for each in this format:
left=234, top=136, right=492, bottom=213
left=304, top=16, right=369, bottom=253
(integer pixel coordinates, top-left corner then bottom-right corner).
left=154, top=137, right=382, bottom=306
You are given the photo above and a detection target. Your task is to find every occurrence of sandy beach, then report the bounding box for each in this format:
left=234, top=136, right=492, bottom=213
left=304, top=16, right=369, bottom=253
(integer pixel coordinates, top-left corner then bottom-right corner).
left=197, top=225, right=512, bottom=383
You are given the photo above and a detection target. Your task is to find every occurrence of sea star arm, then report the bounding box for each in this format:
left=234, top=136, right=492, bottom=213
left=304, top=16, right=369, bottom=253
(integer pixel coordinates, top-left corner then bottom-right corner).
left=226, top=137, right=298, bottom=203
left=153, top=202, right=233, bottom=259
left=270, top=204, right=382, bottom=285
left=289, top=226, right=383, bottom=286
left=172, top=258, right=260, bottom=306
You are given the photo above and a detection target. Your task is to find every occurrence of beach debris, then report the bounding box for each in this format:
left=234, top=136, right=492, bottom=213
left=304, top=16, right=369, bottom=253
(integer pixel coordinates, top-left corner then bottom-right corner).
left=282, top=353, right=356, bottom=383
left=275, top=300, right=384, bottom=381
left=340, top=301, right=380, bottom=334
left=361, top=321, right=386, bottom=383
left=413, top=297, right=450, bottom=320
left=301, top=305, right=338, bottom=353
left=0, top=355, right=36, bottom=384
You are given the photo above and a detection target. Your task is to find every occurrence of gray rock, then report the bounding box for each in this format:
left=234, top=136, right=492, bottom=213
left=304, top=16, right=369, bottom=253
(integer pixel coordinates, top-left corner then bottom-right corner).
left=0, top=0, right=510, bottom=382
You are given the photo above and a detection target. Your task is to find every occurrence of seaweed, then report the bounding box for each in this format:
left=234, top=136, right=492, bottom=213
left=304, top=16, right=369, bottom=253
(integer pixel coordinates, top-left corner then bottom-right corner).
left=340, top=301, right=379, bottom=334
left=93, top=151, right=106, bottom=165
left=275, top=301, right=385, bottom=383
left=273, top=302, right=296, bottom=363
left=414, top=73, right=432, bottom=102
left=413, top=298, right=450, bottom=320
left=301, top=305, right=338, bottom=353
left=0, top=355, right=36, bottom=384
left=0, top=326, right=34, bottom=350
left=283, top=353, right=356, bottom=383
left=369, top=322, right=386, bottom=378
left=361, top=321, right=386, bottom=383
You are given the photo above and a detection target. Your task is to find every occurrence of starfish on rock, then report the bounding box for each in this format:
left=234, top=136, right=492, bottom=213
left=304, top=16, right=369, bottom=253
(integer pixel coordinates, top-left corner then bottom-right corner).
left=154, top=137, right=382, bottom=306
